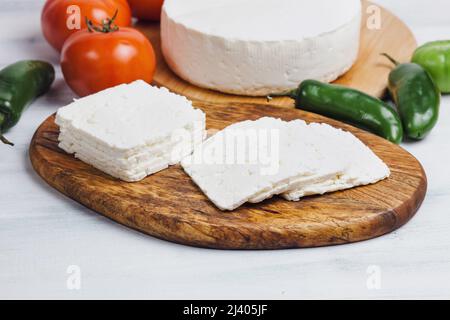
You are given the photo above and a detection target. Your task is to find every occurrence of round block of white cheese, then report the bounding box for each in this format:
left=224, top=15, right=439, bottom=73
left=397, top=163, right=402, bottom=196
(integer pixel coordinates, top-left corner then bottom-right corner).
left=161, top=0, right=362, bottom=96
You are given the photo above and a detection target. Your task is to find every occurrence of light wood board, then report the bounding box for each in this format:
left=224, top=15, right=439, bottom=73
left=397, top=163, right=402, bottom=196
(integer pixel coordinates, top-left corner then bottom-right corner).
left=135, top=0, right=417, bottom=108
left=30, top=101, right=427, bottom=250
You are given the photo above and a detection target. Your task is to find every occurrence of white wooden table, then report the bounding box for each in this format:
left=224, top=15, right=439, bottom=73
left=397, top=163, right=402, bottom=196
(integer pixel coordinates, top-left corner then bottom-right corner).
left=1, top=0, right=450, bottom=299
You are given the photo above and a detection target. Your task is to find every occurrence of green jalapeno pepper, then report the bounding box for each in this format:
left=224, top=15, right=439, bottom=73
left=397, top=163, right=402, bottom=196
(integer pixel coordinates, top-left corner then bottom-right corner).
left=0, top=60, right=55, bottom=146
left=412, top=40, right=450, bottom=93
left=273, top=80, right=404, bottom=144
left=383, top=53, right=440, bottom=140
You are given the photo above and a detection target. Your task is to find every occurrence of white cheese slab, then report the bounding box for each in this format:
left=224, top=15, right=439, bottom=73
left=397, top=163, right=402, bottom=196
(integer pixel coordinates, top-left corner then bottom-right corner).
left=59, top=129, right=204, bottom=174
left=247, top=120, right=349, bottom=203
left=72, top=151, right=169, bottom=182
left=282, top=123, right=390, bottom=201
left=56, top=80, right=205, bottom=151
left=58, top=120, right=205, bottom=158
left=181, top=117, right=347, bottom=211
left=249, top=172, right=342, bottom=204
left=162, top=0, right=361, bottom=96
left=58, top=127, right=205, bottom=168
left=56, top=80, right=206, bottom=182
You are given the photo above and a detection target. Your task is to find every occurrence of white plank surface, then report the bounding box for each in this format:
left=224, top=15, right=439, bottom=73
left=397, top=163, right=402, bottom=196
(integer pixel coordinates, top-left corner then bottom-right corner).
left=1, top=0, right=450, bottom=299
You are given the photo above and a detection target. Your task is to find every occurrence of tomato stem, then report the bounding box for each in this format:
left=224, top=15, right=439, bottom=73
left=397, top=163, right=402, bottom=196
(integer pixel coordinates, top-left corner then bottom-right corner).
left=86, top=9, right=120, bottom=33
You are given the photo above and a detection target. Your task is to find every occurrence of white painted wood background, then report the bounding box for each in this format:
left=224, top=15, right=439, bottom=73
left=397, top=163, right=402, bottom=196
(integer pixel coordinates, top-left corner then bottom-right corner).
left=1, top=0, right=449, bottom=299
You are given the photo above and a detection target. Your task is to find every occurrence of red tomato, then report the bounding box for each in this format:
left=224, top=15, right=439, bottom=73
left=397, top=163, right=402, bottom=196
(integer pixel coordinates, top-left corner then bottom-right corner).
left=61, top=26, right=156, bottom=97
left=128, top=0, right=164, bottom=21
left=41, top=0, right=132, bottom=52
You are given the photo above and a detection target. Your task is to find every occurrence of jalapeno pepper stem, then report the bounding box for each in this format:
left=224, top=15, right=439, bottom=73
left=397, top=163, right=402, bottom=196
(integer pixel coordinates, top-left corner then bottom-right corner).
left=0, top=113, right=13, bottom=146
left=267, top=88, right=299, bottom=102
left=0, top=134, right=14, bottom=146
left=381, top=53, right=400, bottom=66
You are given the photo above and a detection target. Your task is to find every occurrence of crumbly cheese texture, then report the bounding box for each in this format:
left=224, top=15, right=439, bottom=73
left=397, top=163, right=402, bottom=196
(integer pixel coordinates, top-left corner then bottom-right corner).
left=282, top=123, right=390, bottom=201
left=161, top=0, right=361, bottom=96
left=181, top=117, right=348, bottom=211
left=182, top=117, right=390, bottom=211
left=55, top=80, right=206, bottom=182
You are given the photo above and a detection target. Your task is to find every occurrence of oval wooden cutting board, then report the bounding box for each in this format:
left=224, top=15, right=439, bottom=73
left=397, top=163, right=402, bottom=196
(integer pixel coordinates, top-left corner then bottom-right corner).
left=30, top=101, right=427, bottom=250
left=136, top=0, right=417, bottom=108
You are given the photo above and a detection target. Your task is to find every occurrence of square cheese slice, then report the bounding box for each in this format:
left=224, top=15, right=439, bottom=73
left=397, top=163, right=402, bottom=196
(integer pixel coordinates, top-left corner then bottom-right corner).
left=181, top=117, right=347, bottom=211
left=282, top=123, right=390, bottom=201
left=55, top=80, right=206, bottom=182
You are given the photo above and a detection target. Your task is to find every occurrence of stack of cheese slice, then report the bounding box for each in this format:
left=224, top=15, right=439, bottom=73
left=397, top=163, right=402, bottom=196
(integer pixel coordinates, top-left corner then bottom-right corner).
left=181, top=117, right=390, bottom=211
left=282, top=123, right=391, bottom=201
left=161, top=0, right=361, bottom=96
left=56, top=80, right=206, bottom=182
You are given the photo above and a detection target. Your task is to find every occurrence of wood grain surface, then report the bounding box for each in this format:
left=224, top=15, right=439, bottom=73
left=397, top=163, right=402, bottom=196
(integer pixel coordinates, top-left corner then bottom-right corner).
left=29, top=101, right=427, bottom=250
left=135, top=0, right=417, bottom=108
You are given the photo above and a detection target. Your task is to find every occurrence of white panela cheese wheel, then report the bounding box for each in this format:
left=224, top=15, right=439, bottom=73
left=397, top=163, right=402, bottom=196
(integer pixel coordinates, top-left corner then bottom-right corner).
left=161, top=0, right=361, bottom=96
